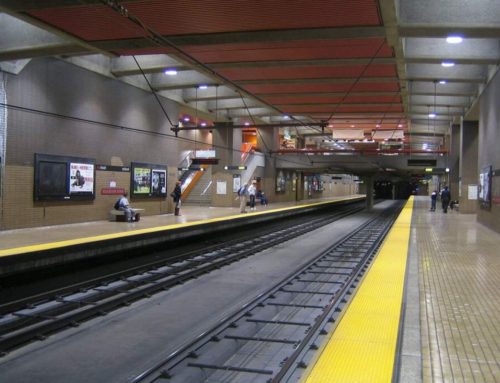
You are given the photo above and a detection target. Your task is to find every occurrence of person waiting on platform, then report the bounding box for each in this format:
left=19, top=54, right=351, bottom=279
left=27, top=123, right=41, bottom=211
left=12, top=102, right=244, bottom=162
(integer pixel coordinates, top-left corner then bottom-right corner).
left=430, top=190, right=437, bottom=211
left=116, top=192, right=136, bottom=222
left=171, top=180, right=182, bottom=216
left=248, top=180, right=257, bottom=211
left=256, top=190, right=268, bottom=206
left=237, top=183, right=248, bottom=213
left=441, top=186, right=451, bottom=213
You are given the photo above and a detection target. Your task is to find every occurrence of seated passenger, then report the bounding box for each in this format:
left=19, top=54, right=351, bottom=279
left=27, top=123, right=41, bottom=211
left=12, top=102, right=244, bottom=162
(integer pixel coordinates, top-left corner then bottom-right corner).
left=256, top=190, right=268, bottom=206
left=115, top=192, right=136, bottom=222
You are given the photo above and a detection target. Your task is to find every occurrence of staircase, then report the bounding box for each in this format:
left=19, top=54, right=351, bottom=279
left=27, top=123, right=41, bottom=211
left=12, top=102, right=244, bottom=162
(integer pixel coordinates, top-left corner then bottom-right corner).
left=183, top=167, right=212, bottom=206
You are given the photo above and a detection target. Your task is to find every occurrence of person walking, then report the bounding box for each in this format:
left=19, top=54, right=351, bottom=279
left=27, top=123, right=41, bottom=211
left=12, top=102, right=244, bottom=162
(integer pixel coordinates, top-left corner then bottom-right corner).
left=441, top=186, right=451, bottom=213
left=237, top=183, right=248, bottom=213
left=430, top=190, right=437, bottom=211
left=248, top=180, right=257, bottom=211
left=171, top=180, right=182, bottom=216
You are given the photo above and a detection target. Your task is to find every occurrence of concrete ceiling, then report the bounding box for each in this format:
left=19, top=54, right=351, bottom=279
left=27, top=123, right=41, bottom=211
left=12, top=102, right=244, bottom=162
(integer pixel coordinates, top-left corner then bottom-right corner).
left=0, top=0, right=499, bottom=175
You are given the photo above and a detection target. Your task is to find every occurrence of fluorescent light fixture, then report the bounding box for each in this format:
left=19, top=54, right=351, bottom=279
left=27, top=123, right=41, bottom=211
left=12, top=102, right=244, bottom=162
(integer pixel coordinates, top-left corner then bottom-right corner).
left=283, top=115, right=290, bottom=119
left=428, top=113, right=437, bottom=118
left=441, top=61, right=455, bottom=67
left=425, top=168, right=433, bottom=172
left=398, top=124, right=403, bottom=128
left=446, top=167, right=450, bottom=173
left=446, top=35, right=463, bottom=44
left=244, top=122, right=250, bottom=126
left=376, top=124, right=381, bottom=128
left=183, top=116, right=190, bottom=122
left=439, top=80, right=447, bottom=84
left=198, top=85, right=208, bottom=89
left=164, top=68, right=177, bottom=75
left=200, top=122, right=207, bottom=127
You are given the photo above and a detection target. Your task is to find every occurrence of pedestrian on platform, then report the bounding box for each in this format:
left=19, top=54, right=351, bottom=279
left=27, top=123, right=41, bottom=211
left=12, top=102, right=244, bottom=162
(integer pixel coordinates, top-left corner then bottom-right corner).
left=116, top=192, right=136, bottom=222
left=441, top=186, right=451, bottom=213
left=171, top=180, right=182, bottom=216
left=237, top=183, right=248, bottom=213
left=248, top=180, right=257, bottom=211
left=430, top=190, right=437, bottom=211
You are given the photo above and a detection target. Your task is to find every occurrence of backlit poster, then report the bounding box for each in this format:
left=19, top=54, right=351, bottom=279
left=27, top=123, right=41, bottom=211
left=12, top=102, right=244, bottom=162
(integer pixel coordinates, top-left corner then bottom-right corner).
left=69, top=162, right=94, bottom=193
left=133, top=167, right=151, bottom=194
left=152, top=169, right=167, bottom=196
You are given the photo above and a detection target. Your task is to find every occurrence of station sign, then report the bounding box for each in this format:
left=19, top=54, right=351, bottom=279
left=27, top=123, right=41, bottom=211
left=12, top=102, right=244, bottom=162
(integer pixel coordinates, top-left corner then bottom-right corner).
left=224, top=165, right=247, bottom=170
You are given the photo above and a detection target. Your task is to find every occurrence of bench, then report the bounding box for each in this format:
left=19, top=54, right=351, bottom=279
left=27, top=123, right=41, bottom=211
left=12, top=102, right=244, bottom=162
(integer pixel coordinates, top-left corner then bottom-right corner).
left=109, top=208, right=144, bottom=222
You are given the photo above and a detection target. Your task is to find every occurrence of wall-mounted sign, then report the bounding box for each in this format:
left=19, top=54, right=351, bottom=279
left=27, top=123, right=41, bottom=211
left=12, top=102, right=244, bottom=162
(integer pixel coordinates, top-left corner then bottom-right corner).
left=96, top=164, right=130, bottom=172
left=192, top=158, right=219, bottom=165
left=195, top=149, right=216, bottom=158
left=224, top=165, right=247, bottom=170
left=101, top=188, right=125, bottom=195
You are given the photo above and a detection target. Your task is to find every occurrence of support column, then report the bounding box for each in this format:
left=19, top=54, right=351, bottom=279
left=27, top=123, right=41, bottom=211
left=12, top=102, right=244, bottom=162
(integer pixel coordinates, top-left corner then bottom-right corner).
left=459, top=119, right=479, bottom=213
left=449, top=124, right=460, bottom=202
left=211, top=122, right=235, bottom=207
left=359, top=175, right=374, bottom=210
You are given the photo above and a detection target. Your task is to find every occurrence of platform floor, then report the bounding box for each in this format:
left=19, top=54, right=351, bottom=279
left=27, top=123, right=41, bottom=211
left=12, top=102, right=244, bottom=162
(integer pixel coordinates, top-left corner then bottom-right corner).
left=0, top=197, right=361, bottom=252
left=411, top=196, right=500, bottom=382
left=303, top=196, right=500, bottom=382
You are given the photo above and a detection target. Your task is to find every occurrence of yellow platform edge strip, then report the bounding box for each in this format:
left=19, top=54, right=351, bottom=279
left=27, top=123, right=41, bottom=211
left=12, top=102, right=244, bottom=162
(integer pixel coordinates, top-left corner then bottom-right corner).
left=0, top=196, right=364, bottom=258
left=305, top=197, right=414, bottom=383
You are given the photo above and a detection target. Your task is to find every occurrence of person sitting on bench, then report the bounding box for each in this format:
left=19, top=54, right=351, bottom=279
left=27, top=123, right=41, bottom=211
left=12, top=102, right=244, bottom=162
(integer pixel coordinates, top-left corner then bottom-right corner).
left=115, top=192, right=136, bottom=222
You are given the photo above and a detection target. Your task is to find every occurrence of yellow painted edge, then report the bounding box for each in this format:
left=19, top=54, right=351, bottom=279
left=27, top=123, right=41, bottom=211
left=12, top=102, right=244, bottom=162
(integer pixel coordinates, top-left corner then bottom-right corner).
left=304, top=196, right=414, bottom=383
left=0, top=196, right=365, bottom=258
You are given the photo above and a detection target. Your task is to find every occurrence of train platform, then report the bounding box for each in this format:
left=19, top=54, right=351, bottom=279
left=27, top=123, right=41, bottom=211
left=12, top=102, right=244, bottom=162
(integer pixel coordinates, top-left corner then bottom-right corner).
left=0, top=195, right=365, bottom=276
left=303, top=195, right=500, bottom=382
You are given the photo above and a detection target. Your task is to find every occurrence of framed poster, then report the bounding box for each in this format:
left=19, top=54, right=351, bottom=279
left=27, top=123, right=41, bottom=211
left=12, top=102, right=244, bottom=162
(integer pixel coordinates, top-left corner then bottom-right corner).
left=479, top=166, right=492, bottom=210
left=130, top=162, right=167, bottom=198
left=233, top=174, right=241, bottom=192
left=34, top=153, right=95, bottom=201
left=151, top=169, right=167, bottom=196
left=69, top=162, right=94, bottom=194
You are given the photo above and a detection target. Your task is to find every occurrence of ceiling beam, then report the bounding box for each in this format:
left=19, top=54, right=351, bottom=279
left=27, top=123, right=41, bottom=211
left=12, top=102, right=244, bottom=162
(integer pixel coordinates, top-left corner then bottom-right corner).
left=206, top=57, right=396, bottom=69
left=0, top=43, right=88, bottom=61
left=235, top=77, right=399, bottom=85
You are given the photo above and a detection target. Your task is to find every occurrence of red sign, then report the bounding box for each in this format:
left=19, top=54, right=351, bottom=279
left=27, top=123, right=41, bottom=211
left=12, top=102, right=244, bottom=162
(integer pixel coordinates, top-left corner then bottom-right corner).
left=101, top=188, right=125, bottom=195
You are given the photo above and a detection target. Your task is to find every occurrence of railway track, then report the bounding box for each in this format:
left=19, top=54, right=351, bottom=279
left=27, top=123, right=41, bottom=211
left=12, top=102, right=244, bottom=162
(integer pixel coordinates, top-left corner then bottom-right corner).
left=0, top=203, right=365, bottom=355
left=131, top=201, right=404, bottom=383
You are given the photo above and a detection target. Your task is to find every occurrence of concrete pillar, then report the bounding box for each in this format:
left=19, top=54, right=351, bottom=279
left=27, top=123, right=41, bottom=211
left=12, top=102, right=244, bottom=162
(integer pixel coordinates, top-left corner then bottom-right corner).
left=211, top=122, right=235, bottom=207
left=359, top=175, right=374, bottom=210
left=459, top=119, right=479, bottom=213
left=449, top=124, right=460, bottom=201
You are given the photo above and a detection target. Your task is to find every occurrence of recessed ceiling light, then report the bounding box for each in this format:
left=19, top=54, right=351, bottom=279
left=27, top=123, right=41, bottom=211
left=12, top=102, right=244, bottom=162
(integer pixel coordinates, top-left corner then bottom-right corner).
left=446, top=35, right=463, bottom=44
left=198, top=85, right=208, bottom=89
left=439, top=80, right=447, bottom=84
left=283, top=115, right=290, bottom=120
left=183, top=116, right=190, bottom=122
left=244, top=122, right=250, bottom=126
left=398, top=124, right=403, bottom=128
left=441, top=61, right=455, bottom=67
left=350, top=125, right=355, bottom=128
left=200, top=122, right=207, bottom=127
left=428, top=113, right=437, bottom=118
left=164, top=68, right=177, bottom=75
left=376, top=124, right=381, bottom=128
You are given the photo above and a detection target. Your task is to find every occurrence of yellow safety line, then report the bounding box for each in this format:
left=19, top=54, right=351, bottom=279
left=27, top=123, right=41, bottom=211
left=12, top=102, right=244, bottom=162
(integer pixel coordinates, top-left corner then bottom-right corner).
left=304, top=197, right=414, bottom=383
left=0, top=196, right=364, bottom=258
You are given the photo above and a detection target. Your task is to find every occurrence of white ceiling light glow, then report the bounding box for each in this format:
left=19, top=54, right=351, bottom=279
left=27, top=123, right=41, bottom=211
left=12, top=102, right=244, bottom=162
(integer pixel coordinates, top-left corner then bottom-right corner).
left=446, top=35, right=463, bottom=44
left=441, top=61, right=455, bottom=67
left=164, top=68, right=177, bottom=75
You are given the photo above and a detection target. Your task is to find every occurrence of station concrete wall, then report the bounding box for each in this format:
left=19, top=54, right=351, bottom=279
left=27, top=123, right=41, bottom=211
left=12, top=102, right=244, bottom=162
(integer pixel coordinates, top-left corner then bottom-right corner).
left=478, top=69, right=500, bottom=233
left=0, top=57, right=194, bottom=229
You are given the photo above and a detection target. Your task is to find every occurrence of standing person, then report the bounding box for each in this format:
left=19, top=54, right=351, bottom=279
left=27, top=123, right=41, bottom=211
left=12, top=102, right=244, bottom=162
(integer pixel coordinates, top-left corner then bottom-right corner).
left=116, top=192, right=136, bottom=222
left=430, top=190, right=437, bottom=211
left=171, top=180, right=182, bottom=216
left=248, top=180, right=257, bottom=211
left=237, top=183, right=248, bottom=213
left=441, top=186, right=451, bottom=213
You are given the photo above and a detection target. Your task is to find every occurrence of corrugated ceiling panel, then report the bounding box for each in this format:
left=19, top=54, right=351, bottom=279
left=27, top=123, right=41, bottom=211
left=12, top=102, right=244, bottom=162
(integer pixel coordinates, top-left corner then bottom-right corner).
left=29, top=0, right=381, bottom=41
left=263, top=95, right=401, bottom=104
left=282, top=105, right=403, bottom=113
left=188, top=40, right=393, bottom=63
left=244, top=83, right=401, bottom=94
left=218, top=65, right=397, bottom=80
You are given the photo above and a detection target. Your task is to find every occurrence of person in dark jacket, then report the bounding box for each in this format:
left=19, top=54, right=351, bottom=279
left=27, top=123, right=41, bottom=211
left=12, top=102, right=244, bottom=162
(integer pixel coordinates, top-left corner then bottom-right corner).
left=171, top=180, right=182, bottom=216
left=441, top=186, right=451, bottom=213
left=430, top=190, right=437, bottom=211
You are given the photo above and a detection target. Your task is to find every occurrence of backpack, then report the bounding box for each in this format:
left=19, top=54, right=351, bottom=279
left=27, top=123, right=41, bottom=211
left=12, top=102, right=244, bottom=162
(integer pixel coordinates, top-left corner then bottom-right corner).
left=114, top=198, right=121, bottom=210
left=237, top=185, right=246, bottom=196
